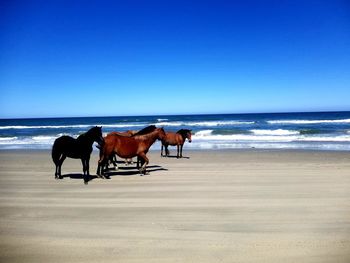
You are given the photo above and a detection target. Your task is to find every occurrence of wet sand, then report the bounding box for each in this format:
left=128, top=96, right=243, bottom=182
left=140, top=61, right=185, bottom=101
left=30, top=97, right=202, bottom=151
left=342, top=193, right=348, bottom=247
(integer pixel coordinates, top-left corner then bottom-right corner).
left=0, top=149, right=350, bottom=262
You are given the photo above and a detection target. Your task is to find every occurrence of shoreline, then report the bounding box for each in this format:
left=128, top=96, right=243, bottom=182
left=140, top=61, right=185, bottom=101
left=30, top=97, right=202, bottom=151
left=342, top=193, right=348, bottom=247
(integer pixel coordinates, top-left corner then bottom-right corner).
left=1, top=147, right=350, bottom=153
left=0, top=149, right=350, bottom=262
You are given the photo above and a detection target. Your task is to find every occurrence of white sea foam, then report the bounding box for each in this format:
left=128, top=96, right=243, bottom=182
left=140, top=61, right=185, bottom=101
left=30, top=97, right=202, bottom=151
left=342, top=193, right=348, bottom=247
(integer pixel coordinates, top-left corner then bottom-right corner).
left=0, top=137, right=18, bottom=142
left=193, top=130, right=350, bottom=142
left=99, top=124, right=145, bottom=128
left=194, top=130, right=214, bottom=137
left=1, top=133, right=350, bottom=150
left=155, top=121, right=185, bottom=126
left=155, top=120, right=254, bottom=127
left=0, top=120, right=254, bottom=130
left=193, top=130, right=298, bottom=142
left=250, top=129, right=299, bottom=136
left=32, top=136, right=56, bottom=141
left=267, top=119, right=350, bottom=124
left=298, top=135, right=350, bottom=142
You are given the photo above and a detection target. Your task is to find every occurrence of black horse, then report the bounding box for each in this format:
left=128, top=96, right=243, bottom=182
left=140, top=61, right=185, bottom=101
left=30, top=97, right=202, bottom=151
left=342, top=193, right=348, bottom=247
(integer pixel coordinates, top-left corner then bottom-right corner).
left=52, top=126, right=104, bottom=184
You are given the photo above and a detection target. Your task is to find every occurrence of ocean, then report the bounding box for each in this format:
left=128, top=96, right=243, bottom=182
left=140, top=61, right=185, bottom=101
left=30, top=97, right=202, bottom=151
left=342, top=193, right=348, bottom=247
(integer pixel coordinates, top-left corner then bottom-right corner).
left=1, top=111, right=350, bottom=151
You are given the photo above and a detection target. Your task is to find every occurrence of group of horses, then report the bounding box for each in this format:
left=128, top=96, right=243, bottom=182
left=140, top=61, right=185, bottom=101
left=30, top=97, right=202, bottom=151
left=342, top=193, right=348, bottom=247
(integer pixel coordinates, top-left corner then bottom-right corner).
left=52, top=125, right=192, bottom=184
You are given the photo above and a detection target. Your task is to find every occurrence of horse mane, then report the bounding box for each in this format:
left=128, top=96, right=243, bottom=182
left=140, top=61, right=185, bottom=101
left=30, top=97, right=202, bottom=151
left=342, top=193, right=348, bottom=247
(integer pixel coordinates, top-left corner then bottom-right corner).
left=176, top=129, right=191, bottom=140
left=132, top=125, right=157, bottom=136
left=78, top=126, right=101, bottom=140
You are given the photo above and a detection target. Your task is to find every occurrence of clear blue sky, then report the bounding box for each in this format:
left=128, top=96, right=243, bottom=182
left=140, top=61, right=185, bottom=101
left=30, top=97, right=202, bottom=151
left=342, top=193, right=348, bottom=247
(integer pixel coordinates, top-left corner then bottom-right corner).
left=1, top=0, right=349, bottom=118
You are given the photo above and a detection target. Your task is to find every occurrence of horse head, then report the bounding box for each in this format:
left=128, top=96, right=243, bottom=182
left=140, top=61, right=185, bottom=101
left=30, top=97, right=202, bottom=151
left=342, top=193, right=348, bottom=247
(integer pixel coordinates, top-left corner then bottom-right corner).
left=186, top=130, right=192, bottom=143
left=177, top=129, right=192, bottom=143
left=89, top=126, right=104, bottom=145
left=157, top=127, right=166, bottom=141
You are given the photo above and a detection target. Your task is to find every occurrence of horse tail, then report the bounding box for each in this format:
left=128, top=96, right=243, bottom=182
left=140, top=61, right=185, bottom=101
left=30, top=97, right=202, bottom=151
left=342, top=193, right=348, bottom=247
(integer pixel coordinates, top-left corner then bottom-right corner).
left=51, top=139, right=61, bottom=165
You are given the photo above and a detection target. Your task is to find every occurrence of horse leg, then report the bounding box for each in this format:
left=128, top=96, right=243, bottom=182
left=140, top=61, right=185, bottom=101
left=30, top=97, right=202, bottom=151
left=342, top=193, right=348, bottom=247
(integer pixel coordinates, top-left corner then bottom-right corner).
left=165, top=145, right=169, bottom=157
left=86, top=156, right=90, bottom=178
left=138, top=153, right=149, bottom=175
left=97, top=147, right=103, bottom=176
left=54, top=163, right=59, bottom=179
left=107, top=154, right=118, bottom=170
left=177, top=145, right=180, bottom=158
left=161, top=144, right=164, bottom=157
left=81, top=157, right=90, bottom=185
left=97, top=155, right=108, bottom=178
left=113, top=154, right=119, bottom=170
left=53, top=157, right=59, bottom=179
left=81, top=159, right=87, bottom=183
left=97, top=147, right=106, bottom=176
left=136, top=156, right=141, bottom=169
left=53, top=155, right=59, bottom=179
left=180, top=144, right=183, bottom=158
left=97, top=160, right=104, bottom=177
left=58, top=155, right=66, bottom=179
left=96, top=161, right=101, bottom=176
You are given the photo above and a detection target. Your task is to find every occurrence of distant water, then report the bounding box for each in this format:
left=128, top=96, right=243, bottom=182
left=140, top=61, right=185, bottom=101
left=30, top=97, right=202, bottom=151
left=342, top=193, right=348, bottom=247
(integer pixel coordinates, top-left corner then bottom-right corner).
left=1, top=111, right=350, bottom=151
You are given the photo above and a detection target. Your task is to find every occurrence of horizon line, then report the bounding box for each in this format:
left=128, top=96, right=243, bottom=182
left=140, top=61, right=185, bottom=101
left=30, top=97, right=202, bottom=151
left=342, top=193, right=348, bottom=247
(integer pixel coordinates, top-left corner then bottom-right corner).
left=1, top=110, right=350, bottom=120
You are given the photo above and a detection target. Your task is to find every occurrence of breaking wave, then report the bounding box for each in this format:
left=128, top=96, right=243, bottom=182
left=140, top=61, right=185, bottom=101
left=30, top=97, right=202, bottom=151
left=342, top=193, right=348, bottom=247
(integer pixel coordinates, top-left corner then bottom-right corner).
left=156, top=120, right=255, bottom=127
left=267, top=119, right=350, bottom=124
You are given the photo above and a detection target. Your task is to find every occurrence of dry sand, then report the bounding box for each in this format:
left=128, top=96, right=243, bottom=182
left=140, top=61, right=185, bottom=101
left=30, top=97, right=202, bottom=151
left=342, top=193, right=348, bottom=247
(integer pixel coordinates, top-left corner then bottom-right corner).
left=0, top=149, right=350, bottom=262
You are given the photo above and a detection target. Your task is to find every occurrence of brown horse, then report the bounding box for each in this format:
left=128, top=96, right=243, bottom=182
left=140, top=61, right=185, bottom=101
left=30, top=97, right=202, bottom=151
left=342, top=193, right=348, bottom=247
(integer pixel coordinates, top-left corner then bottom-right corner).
left=161, top=129, right=192, bottom=158
left=103, top=130, right=137, bottom=168
left=97, top=125, right=166, bottom=176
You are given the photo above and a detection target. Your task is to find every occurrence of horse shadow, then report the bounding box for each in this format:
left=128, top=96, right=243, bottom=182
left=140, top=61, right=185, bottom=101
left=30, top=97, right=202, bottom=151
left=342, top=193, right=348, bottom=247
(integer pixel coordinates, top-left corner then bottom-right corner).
left=104, top=165, right=168, bottom=177
left=61, top=173, right=101, bottom=182
left=61, top=165, right=168, bottom=182
left=163, top=155, right=190, bottom=159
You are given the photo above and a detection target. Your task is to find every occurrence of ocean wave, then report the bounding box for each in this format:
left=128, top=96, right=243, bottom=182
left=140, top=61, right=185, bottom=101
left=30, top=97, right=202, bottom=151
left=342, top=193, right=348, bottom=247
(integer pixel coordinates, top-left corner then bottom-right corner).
left=267, top=119, right=350, bottom=124
left=155, top=121, right=184, bottom=126
left=32, top=136, right=56, bottom=141
left=0, top=136, right=18, bottom=141
left=194, top=133, right=298, bottom=142
left=195, top=130, right=214, bottom=137
left=298, top=136, right=350, bottom=142
left=193, top=130, right=350, bottom=142
left=0, top=134, right=99, bottom=147
left=1, top=134, right=350, bottom=150
left=299, top=129, right=323, bottom=135
left=0, top=120, right=254, bottom=130
left=156, top=120, right=255, bottom=127
left=100, top=124, right=146, bottom=128
left=250, top=129, right=299, bottom=136
left=185, top=141, right=350, bottom=151
left=0, top=125, right=91, bottom=129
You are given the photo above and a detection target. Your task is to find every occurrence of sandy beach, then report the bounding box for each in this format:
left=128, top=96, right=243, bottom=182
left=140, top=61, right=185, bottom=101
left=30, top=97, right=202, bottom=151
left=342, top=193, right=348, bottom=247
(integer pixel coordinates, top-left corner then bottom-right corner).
left=0, top=149, right=350, bottom=262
